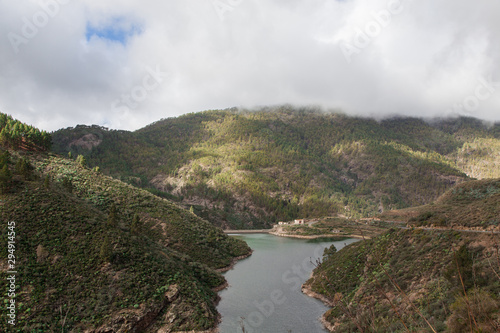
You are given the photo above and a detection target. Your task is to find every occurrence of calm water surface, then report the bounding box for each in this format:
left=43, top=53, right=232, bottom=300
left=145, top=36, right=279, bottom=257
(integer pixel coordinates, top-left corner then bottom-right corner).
left=217, top=234, right=358, bottom=333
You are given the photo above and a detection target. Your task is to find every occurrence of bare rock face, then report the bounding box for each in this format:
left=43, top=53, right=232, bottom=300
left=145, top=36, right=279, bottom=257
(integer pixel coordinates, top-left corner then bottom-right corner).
left=69, top=134, right=103, bottom=150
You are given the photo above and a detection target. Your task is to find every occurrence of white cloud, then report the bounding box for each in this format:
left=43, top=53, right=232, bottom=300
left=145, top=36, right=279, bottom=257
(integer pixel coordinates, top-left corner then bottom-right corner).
left=0, top=0, right=499, bottom=131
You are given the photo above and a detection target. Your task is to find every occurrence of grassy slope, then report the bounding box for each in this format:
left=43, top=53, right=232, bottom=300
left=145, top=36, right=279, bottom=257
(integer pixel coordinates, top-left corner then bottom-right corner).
left=52, top=108, right=500, bottom=229
left=0, top=150, right=250, bottom=332
left=380, top=178, right=500, bottom=230
left=306, top=179, right=500, bottom=332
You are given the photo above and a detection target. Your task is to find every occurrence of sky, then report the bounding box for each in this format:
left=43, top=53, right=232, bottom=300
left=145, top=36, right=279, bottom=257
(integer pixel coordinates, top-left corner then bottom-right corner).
left=1, top=0, right=500, bottom=132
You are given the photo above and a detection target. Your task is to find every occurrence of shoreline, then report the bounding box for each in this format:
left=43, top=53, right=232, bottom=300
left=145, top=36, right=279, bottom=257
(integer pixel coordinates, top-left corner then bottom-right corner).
left=211, top=251, right=253, bottom=333
left=215, top=251, right=253, bottom=273
left=223, top=229, right=271, bottom=234
left=301, top=283, right=335, bottom=332
left=224, top=227, right=372, bottom=240
left=269, top=231, right=369, bottom=240
left=301, top=283, right=334, bottom=307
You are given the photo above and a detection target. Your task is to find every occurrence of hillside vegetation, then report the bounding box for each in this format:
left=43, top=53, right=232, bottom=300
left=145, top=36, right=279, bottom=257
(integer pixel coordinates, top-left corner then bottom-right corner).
left=306, top=229, right=500, bottom=332
left=306, top=179, right=500, bottom=332
left=0, top=113, right=251, bottom=332
left=380, top=178, right=500, bottom=230
left=0, top=113, right=51, bottom=151
left=52, top=107, right=500, bottom=229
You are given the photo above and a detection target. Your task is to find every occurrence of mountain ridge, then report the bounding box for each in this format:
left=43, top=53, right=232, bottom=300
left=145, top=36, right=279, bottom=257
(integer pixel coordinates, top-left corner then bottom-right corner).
left=52, top=107, right=500, bottom=229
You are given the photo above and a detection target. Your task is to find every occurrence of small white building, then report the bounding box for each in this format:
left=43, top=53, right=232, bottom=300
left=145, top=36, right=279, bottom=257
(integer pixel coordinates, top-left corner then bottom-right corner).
left=294, top=219, right=306, bottom=225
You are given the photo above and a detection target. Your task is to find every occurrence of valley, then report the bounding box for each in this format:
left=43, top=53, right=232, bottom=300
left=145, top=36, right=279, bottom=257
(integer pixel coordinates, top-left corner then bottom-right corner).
left=1, top=110, right=499, bottom=332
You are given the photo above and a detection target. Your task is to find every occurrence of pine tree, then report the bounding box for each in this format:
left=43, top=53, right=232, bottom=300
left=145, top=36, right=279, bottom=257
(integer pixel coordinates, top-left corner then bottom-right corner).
left=107, top=204, right=118, bottom=227
left=0, top=150, right=10, bottom=168
left=0, top=164, right=12, bottom=193
left=62, top=177, right=73, bottom=193
left=15, top=158, right=33, bottom=180
left=445, top=244, right=474, bottom=291
left=43, top=175, right=50, bottom=188
left=323, top=244, right=337, bottom=261
left=0, top=128, right=9, bottom=146
left=131, top=213, right=140, bottom=234
left=99, top=235, right=112, bottom=262
left=40, top=131, right=52, bottom=150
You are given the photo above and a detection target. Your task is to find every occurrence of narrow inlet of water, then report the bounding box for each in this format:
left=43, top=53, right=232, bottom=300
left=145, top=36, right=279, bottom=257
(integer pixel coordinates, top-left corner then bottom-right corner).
left=217, top=234, right=358, bottom=333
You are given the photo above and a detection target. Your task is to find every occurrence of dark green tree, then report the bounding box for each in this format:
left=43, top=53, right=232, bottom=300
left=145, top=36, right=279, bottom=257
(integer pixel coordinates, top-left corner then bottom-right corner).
left=323, top=244, right=337, bottom=261
left=62, top=177, right=73, bottom=193
left=445, top=244, right=475, bottom=291
left=131, top=213, right=141, bottom=234
left=107, top=204, right=118, bottom=227
left=0, top=164, right=12, bottom=193
left=0, top=128, right=9, bottom=146
left=43, top=175, right=50, bottom=188
left=0, top=150, right=10, bottom=168
left=99, top=235, right=112, bottom=262
left=15, top=157, right=33, bottom=180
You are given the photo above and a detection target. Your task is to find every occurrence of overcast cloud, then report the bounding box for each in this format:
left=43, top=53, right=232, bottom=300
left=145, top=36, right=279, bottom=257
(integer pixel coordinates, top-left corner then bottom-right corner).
left=1, top=0, right=499, bottom=131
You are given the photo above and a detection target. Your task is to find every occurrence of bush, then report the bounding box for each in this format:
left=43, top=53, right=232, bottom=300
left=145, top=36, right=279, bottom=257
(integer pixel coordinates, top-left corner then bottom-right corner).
left=448, top=289, right=500, bottom=333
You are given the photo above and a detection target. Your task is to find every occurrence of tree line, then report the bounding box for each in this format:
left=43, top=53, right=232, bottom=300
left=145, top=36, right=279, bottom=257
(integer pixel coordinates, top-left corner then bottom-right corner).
left=0, top=113, right=51, bottom=151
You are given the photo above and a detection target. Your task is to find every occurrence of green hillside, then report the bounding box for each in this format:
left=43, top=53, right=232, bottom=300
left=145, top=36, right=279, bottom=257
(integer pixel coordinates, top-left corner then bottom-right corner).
left=306, top=229, right=500, bottom=332
left=52, top=107, right=500, bottom=229
left=380, top=178, right=500, bottom=230
left=0, top=114, right=251, bottom=332
left=0, top=113, right=51, bottom=151
left=305, top=178, right=500, bottom=332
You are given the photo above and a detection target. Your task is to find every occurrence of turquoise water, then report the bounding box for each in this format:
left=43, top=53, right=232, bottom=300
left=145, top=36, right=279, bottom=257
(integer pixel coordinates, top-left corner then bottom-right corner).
left=217, top=234, right=358, bottom=333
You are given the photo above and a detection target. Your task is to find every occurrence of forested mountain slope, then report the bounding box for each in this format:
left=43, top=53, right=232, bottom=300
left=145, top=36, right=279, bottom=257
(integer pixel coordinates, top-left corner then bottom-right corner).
left=0, top=113, right=251, bottom=332
left=52, top=107, right=500, bottom=229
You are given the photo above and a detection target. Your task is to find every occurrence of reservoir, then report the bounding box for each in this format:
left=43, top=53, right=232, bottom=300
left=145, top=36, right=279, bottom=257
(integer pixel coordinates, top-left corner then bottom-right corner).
left=217, top=234, right=358, bottom=333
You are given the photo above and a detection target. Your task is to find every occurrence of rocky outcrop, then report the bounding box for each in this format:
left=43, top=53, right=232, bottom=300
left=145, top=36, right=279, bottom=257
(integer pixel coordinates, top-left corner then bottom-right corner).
left=301, top=284, right=334, bottom=307
left=88, top=285, right=180, bottom=333
left=69, top=133, right=102, bottom=150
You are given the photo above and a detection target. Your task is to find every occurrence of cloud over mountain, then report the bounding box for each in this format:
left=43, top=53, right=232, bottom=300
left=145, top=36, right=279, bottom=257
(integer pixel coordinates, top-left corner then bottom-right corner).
left=1, top=0, right=499, bottom=131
